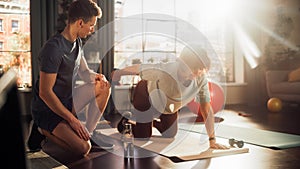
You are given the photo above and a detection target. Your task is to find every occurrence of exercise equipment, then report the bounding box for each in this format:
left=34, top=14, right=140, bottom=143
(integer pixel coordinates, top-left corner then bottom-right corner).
left=267, top=97, right=282, bottom=113
left=229, top=138, right=244, bottom=148
left=187, top=81, right=225, bottom=116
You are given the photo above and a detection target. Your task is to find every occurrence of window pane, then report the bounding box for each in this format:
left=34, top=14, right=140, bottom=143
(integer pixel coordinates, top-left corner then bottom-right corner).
left=0, top=0, right=31, bottom=87
left=144, top=35, right=176, bottom=52
left=144, top=19, right=176, bottom=51
left=143, top=0, right=175, bottom=16
left=115, top=35, right=143, bottom=53
left=115, top=18, right=143, bottom=53
left=12, top=20, right=18, bottom=28
left=115, top=0, right=142, bottom=17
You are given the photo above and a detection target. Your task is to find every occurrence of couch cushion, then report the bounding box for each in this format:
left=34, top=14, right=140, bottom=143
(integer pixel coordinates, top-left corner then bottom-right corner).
left=271, top=82, right=300, bottom=94
left=288, top=67, right=300, bottom=82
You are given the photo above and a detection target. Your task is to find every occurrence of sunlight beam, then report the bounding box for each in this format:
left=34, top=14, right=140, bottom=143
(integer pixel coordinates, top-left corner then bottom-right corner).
left=250, top=19, right=299, bottom=51
left=234, top=22, right=261, bottom=69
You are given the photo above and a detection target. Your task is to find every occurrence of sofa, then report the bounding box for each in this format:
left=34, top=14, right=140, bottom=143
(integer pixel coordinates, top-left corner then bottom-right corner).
left=265, top=69, right=300, bottom=104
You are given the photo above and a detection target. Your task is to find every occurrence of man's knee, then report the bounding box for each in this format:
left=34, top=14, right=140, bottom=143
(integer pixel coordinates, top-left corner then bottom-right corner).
left=75, top=141, right=92, bottom=156
left=103, top=86, right=111, bottom=98
left=95, top=84, right=111, bottom=98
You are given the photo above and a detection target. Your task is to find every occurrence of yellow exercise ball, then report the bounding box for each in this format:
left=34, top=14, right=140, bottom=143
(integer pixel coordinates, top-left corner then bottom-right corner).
left=267, top=97, right=282, bottom=113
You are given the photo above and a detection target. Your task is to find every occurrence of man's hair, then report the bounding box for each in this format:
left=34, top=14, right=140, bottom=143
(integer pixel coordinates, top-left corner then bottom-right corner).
left=179, top=45, right=211, bottom=71
left=68, top=0, right=102, bottom=24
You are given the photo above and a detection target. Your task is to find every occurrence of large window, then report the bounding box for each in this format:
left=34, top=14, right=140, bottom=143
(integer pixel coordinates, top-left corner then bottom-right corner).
left=114, top=0, right=237, bottom=83
left=0, top=0, right=31, bottom=87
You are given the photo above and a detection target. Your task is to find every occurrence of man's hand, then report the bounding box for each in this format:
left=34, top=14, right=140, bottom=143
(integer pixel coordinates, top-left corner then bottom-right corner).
left=69, top=117, right=90, bottom=141
left=95, top=74, right=107, bottom=82
left=94, top=74, right=110, bottom=93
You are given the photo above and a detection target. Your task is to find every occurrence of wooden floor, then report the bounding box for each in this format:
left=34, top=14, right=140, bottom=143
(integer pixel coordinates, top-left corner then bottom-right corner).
left=29, top=103, right=300, bottom=169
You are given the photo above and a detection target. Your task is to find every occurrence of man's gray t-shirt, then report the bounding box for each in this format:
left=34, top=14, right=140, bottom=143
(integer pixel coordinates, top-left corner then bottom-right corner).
left=31, top=33, right=82, bottom=131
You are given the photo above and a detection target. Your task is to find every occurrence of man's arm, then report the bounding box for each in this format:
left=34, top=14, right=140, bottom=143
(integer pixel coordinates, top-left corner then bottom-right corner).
left=39, top=71, right=90, bottom=141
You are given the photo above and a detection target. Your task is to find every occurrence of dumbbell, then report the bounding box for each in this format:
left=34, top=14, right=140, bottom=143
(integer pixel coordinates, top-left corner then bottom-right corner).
left=229, top=138, right=244, bottom=148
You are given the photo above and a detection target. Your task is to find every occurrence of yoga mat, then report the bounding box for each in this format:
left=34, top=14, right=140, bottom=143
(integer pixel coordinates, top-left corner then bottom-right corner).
left=179, top=123, right=300, bottom=149
left=99, top=128, right=249, bottom=161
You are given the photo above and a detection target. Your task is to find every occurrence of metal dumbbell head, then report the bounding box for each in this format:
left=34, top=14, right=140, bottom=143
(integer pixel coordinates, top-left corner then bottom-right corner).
left=229, top=138, right=244, bottom=148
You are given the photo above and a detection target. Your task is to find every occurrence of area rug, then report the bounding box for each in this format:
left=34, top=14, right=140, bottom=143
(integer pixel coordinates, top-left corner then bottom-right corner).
left=26, top=150, right=68, bottom=169
left=99, top=128, right=249, bottom=161
left=179, top=123, right=300, bottom=149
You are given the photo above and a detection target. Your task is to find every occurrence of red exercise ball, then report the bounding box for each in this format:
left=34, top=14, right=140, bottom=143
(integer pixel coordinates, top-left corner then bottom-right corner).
left=267, top=97, right=282, bottom=113
left=187, top=81, right=225, bottom=116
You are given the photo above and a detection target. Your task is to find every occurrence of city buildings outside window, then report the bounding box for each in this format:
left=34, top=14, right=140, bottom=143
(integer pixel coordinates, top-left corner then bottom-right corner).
left=0, top=0, right=30, bottom=87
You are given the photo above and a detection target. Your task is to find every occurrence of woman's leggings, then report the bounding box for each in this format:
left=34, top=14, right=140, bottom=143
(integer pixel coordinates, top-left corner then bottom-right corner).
left=131, top=80, right=178, bottom=138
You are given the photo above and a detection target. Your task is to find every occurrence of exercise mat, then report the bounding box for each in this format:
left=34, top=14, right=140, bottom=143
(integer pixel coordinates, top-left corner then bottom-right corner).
left=179, top=123, right=300, bottom=149
left=99, top=128, right=249, bottom=161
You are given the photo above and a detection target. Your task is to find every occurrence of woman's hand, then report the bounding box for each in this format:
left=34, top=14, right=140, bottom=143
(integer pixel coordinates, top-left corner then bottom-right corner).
left=209, top=139, right=230, bottom=149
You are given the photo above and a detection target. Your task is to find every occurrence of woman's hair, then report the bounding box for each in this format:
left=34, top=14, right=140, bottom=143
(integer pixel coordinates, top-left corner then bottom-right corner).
left=179, top=45, right=211, bottom=71
left=68, top=0, right=102, bottom=24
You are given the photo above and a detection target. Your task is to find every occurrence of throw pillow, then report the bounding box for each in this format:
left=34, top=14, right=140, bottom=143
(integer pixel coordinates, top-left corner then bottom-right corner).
left=288, top=67, right=300, bottom=82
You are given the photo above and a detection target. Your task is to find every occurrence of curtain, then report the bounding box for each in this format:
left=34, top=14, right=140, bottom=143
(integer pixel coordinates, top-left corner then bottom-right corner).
left=30, top=0, right=58, bottom=86
left=97, top=0, right=115, bottom=116
left=97, top=0, right=114, bottom=77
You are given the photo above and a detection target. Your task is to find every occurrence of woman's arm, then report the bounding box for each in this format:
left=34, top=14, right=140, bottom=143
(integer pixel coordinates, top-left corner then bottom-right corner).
left=78, top=56, right=98, bottom=83
left=197, top=76, right=228, bottom=149
left=199, top=102, right=228, bottom=149
left=111, top=64, right=141, bottom=82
